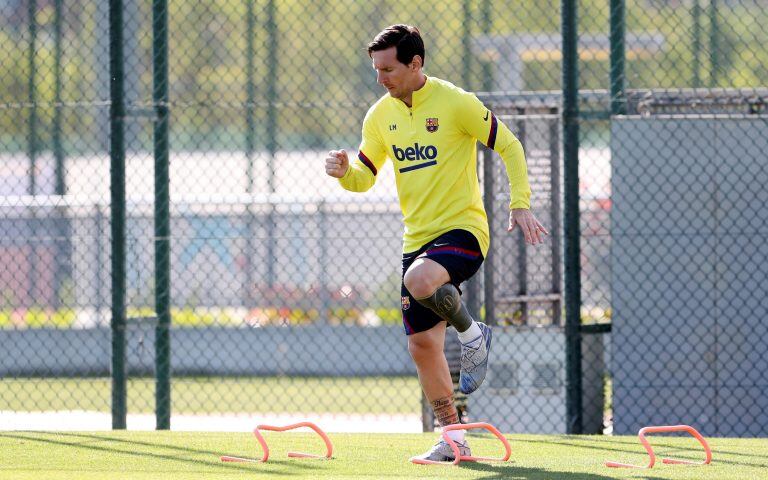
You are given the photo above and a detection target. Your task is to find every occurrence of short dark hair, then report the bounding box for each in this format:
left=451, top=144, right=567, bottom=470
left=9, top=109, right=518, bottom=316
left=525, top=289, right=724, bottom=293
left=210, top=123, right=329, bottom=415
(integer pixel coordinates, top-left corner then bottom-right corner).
left=367, top=24, right=425, bottom=67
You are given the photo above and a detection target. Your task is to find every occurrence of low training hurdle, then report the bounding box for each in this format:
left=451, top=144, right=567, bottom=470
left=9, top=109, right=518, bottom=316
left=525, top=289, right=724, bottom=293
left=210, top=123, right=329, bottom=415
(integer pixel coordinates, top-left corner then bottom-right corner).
left=410, top=422, right=512, bottom=466
left=220, top=421, right=333, bottom=463
left=605, top=424, right=712, bottom=469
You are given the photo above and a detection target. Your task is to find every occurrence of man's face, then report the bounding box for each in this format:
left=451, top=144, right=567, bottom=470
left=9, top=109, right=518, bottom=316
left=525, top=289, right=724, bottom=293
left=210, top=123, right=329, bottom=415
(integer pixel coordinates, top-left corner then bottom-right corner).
left=371, top=47, right=417, bottom=100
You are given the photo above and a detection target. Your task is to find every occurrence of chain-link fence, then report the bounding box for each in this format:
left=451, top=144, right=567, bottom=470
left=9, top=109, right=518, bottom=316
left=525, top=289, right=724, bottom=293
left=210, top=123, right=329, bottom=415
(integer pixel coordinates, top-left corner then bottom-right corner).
left=588, top=1, right=766, bottom=437
left=1, top=0, right=766, bottom=437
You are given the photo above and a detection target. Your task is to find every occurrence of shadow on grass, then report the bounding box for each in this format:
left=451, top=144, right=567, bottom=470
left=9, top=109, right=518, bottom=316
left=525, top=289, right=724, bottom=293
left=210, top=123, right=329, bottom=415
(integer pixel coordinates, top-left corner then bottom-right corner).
left=553, top=434, right=768, bottom=459
left=454, top=461, right=639, bottom=480
left=467, top=432, right=640, bottom=457
left=0, top=431, right=320, bottom=476
left=509, top=435, right=768, bottom=469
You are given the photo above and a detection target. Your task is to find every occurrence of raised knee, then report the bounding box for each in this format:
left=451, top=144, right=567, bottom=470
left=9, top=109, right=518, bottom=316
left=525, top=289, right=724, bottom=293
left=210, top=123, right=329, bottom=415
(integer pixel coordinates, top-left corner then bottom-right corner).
left=404, top=268, right=438, bottom=299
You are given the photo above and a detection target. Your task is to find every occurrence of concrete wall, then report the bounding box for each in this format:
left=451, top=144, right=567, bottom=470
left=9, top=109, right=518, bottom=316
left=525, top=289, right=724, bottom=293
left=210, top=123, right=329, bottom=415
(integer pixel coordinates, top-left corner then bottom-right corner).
left=611, top=117, right=768, bottom=437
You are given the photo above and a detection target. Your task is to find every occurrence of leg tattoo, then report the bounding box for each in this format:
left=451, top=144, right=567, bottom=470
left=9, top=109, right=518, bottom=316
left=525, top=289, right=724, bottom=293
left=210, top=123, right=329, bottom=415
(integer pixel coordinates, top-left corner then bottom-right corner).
left=416, top=283, right=474, bottom=332
left=431, top=395, right=459, bottom=427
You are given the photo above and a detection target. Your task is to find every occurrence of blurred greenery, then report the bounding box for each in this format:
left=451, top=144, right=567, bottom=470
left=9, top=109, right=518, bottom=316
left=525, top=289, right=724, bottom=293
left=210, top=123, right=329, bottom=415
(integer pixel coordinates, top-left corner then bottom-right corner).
left=0, top=376, right=421, bottom=414
left=0, top=302, right=615, bottom=328
left=0, top=306, right=404, bottom=328
left=1, top=1, right=766, bottom=153
left=0, top=308, right=76, bottom=328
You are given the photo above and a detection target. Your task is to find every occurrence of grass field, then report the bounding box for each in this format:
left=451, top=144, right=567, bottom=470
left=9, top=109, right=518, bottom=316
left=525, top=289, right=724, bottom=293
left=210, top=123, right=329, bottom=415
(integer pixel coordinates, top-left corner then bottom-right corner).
left=0, top=376, right=421, bottom=414
left=0, top=430, right=766, bottom=479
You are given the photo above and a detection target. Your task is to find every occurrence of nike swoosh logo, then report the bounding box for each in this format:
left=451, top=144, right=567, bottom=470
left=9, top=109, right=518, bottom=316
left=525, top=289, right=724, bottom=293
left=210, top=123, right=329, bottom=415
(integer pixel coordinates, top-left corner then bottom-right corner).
left=483, top=111, right=489, bottom=121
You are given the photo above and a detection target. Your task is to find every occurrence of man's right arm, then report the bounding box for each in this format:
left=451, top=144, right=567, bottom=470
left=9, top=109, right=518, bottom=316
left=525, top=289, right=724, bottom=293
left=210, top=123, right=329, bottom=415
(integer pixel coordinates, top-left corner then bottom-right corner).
left=337, top=150, right=383, bottom=192
left=325, top=109, right=387, bottom=192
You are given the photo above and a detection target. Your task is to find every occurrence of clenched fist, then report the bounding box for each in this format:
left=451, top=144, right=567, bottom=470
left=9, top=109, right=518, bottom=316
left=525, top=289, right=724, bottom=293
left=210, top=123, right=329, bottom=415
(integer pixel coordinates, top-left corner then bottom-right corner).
left=325, top=149, right=349, bottom=178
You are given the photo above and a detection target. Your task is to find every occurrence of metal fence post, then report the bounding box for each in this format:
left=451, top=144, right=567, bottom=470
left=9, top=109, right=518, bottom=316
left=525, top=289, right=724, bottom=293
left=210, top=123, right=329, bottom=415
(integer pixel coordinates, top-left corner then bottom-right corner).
left=549, top=107, right=562, bottom=327
left=482, top=144, right=495, bottom=326
left=610, top=0, right=627, bottom=116
left=27, top=0, right=38, bottom=197
left=515, top=108, right=528, bottom=323
left=53, top=0, right=65, bottom=196
left=26, top=0, right=39, bottom=310
left=692, top=0, right=702, bottom=88
left=709, top=0, right=719, bottom=87
left=562, top=0, right=583, bottom=435
left=266, top=0, right=277, bottom=289
left=245, top=0, right=257, bottom=308
left=479, top=0, right=494, bottom=325
left=461, top=0, right=472, bottom=90
left=109, top=0, right=127, bottom=430
left=153, top=0, right=171, bottom=431
left=246, top=0, right=256, bottom=194
left=463, top=0, right=479, bottom=319
left=52, top=0, right=71, bottom=313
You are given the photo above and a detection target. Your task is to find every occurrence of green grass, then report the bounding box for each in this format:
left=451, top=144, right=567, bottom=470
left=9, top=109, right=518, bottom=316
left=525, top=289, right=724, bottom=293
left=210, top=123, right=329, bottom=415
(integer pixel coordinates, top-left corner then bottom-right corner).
left=0, top=431, right=765, bottom=479
left=0, top=377, right=421, bottom=414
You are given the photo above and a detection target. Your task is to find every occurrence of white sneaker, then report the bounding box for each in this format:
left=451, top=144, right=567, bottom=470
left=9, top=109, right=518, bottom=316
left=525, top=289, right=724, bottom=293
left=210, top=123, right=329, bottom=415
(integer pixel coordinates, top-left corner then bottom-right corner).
left=459, top=322, right=492, bottom=394
left=410, top=438, right=471, bottom=462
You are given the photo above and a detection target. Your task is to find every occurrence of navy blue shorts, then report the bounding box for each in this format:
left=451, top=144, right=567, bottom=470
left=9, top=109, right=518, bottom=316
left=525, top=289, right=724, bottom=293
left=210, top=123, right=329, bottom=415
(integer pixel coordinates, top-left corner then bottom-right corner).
left=401, top=229, right=484, bottom=335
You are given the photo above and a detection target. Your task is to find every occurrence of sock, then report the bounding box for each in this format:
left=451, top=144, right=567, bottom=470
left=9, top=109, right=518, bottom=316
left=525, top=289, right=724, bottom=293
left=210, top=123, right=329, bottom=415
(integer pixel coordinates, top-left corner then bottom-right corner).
left=415, top=283, right=474, bottom=332
left=457, top=321, right=482, bottom=345
left=444, top=427, right=465, bottom=443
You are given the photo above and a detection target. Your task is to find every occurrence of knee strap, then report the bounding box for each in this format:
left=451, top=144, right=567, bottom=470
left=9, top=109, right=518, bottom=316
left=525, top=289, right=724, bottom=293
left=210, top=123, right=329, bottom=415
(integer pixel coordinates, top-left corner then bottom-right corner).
left=416, top=283, right=474, bottom=332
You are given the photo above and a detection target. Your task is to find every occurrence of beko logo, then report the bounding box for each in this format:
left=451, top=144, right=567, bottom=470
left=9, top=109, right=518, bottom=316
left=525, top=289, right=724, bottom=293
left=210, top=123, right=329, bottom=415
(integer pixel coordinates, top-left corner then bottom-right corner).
left=392, top=143, right=437, bottom=161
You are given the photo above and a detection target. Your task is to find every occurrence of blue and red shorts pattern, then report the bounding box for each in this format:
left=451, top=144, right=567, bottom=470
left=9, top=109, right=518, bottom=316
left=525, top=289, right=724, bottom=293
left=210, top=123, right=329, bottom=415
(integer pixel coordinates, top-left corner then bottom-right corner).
left=400, top=229, right=484, bottom=335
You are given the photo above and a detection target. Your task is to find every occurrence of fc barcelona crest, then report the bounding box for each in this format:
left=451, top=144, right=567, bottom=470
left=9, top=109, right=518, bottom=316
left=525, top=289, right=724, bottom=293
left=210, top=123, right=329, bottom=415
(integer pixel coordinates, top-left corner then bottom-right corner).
left=425, top=117, right=439, bottom=133
left=401, top=296, right=411, bottom=310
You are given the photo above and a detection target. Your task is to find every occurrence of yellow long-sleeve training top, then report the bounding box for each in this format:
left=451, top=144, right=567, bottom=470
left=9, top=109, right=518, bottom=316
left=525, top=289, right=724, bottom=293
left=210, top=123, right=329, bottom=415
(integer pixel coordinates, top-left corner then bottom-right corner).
left=339, top=76, right=531, bottom=255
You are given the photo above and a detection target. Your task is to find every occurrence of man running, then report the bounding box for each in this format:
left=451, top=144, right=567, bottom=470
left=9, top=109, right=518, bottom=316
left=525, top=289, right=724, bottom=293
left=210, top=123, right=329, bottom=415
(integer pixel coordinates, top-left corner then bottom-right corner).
left=324, top=24, right=548, bottom=461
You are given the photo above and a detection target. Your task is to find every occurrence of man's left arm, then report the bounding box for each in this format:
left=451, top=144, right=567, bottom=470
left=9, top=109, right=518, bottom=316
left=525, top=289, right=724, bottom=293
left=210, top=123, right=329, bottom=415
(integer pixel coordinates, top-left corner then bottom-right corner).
left=459, top=92, right=548, bottom=244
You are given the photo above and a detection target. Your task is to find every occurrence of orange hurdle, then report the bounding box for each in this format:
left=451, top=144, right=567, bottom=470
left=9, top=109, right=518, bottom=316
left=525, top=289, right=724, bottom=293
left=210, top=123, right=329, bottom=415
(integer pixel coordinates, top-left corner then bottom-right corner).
left=410, top=422, right=511, bottom=466
left=220, top=421, right=333, bottom=463
left=220, top=426, right=270, bottom=463
left=605, top=424, right=712, bottom=469
left=259, top=421, right=334, bottom=459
